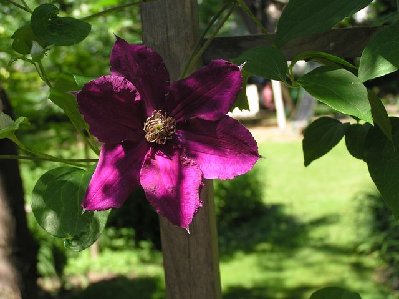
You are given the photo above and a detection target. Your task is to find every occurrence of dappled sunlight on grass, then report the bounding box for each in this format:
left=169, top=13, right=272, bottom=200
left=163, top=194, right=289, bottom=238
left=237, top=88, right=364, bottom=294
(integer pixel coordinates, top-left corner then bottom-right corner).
left=219, top=141, right=393, bottom=299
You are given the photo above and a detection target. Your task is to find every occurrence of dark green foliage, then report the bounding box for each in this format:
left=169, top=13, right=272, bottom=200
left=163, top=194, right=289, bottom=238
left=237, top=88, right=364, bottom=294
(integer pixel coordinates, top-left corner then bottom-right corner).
left=31, top=4, right=91, bottom=46
left=32, top=167, right=109, bottom=251
left=235, top=46, right=288, bottom=81
left=214, top=168, right=264, bottom=230
left=107, top=188, right=161, bottom=250
left=310, top=287, right=361, bottom=299
left=302, top=117, right=348, bottom=166
left=345, top=124, right=371, bottom=160
left=365, top=118, right=399, bottom=219
left=359, top=190, right=399, bottom=290
left=67, top=276, right=164, bottom=299
left=368, top=91, right=392, bottom=141
left=299, top=67, right=373, bottom=123
left=359, top=22, right=399, bottom=82
left=276, top=0, right=373, bottom=45
left=11, top=24, right=46, bottom=55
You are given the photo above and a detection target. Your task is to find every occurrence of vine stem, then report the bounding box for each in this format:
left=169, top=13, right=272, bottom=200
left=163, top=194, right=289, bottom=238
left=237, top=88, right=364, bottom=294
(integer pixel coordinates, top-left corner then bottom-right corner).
left=9, top=135, right=95, bottom=167
left=20, top=0, right=31, bottom=12
left=36, top=61, right=52, bottom=88
left=81, top=0, right=155, bottom=21
left=3, top=0, right=30, bottom=12
left=180, top=1, right=232, bottom=79
left=179, top=1, right=237, bottom=79
left=0, top=154, right=97, bottom=165
left=236, top=0, right=268, bottom=34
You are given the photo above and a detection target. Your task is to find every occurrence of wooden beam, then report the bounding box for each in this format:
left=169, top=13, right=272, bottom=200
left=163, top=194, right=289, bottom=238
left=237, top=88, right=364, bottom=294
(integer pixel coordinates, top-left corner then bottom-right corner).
left=203, top=27, right=380, bottom=61
left=141, top=1, right=221, bottom=299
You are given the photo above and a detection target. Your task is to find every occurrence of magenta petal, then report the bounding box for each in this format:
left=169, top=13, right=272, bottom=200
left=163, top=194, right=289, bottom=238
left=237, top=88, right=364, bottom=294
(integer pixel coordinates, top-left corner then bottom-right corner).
left=77, top=75, right=143, bottom=143
left=167, top=60, right=242, bottom=122
left=83, top=140, right=149, bottom=210
left=140, top=148, right=203, bottom=229
left=110, top=37, right=170, bottom=116
left=178, top=116, right=259, bottom=179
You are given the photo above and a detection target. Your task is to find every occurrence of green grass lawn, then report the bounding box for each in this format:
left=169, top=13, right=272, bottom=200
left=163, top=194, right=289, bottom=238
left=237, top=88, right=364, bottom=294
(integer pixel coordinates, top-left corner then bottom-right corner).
left=27, top=139, right=396, bottom=299
left=220, top=141, right=394, bottom=299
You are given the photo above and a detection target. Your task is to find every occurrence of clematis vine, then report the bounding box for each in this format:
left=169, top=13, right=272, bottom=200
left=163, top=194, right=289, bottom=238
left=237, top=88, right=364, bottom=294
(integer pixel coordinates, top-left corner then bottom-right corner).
left=76, top=37, right=259, bottom=229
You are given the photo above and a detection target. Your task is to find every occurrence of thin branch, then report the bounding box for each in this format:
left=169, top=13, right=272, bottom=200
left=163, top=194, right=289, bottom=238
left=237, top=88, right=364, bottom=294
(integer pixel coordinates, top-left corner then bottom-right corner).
left=237, top=0, right=268, bottom=35
left=180, top=1, right=232, bottom=79
left=180, top=1, right=237, bottom=79
left=20, top=0, right=32, bottom=12
left=3, top=0, right=30, bottom=13
left=81, top=0, right=155, bottom=21
left=0, top=154, right=96, bottom=167
left=36, top=61, right=52, bottom=88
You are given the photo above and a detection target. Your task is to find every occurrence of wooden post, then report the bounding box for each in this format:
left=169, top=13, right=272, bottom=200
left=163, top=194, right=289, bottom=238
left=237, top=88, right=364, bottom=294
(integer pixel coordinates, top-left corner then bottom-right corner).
left=141, top=1, right=222, bottom=299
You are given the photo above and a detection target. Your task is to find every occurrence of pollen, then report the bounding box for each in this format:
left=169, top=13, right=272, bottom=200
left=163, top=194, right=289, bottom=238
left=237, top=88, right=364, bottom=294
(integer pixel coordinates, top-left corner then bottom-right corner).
left=143, top=110, right=176, bottom=144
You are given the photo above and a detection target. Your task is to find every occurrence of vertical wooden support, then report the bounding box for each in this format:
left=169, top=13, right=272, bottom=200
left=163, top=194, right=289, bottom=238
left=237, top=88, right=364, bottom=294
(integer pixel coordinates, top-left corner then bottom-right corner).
left=141, top=1, right=222, bottom=299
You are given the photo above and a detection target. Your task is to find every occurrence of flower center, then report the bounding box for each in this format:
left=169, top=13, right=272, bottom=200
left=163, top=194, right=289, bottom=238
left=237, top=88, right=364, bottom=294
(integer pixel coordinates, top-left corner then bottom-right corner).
left=143, top=110, right=176, bottom=144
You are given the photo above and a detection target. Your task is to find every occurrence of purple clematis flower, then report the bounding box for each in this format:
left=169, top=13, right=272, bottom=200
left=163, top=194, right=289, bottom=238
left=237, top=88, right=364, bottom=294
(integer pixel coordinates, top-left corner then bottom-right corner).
left=77, top=37, right=259, bottom=229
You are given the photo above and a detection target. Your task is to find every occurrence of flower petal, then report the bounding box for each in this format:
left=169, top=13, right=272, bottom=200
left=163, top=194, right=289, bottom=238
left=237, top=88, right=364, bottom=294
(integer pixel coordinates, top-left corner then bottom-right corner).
left=167, top=60, right=242, bottom=122
left=77, top=75, right=143, bottom=144
left=140, top=147, right=203, bottom=229
left=110, top=37, right=170, bottom=116
left=83, top=140, right=149, bottom=210
left=178, top=116, right=259, bottom=179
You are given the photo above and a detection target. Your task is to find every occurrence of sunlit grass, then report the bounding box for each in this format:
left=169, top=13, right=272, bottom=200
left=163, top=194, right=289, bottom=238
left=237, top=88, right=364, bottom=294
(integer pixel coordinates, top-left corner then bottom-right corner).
left=220, top=141, right=394, bottom=299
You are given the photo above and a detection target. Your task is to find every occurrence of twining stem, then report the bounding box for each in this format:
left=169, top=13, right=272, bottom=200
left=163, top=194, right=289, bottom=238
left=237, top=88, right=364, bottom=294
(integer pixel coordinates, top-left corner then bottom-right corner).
left=9, top=135, right=95, bottom=167
left=20, top=0, right=31, bottom=12
left=236, top=0, right=268, bottom=35
left=3, top=0, right=30, bottom=13
left=0, top=154, right=97, bottom=165
left=180, top=1, right=232, bottom=79
left=81, top=0, right=155, bottom=21
left=180, top=1, right=237, bottom=79
left=36, top=61, right=52, bottom=88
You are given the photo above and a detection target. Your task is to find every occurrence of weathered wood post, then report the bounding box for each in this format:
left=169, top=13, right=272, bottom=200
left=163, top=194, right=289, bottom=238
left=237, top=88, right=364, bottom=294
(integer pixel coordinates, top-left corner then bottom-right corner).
left=141, top=1, right=222, bottom=299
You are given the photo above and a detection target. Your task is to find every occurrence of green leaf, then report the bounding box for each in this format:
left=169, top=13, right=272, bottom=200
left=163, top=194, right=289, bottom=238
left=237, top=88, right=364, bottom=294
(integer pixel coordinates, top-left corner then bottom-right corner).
left=303, top=117, right=348, bottom=166
left=11, top=23, right=47, bottom=56
left=359, top=22, right=399, bottom=82
left=310, top=287, right=361, bottom=299
left=365, top=118, right=399, bottom=219
left=73, top=75, right=95, bottom=88
left=31, top=4, right=91, bottom=46
left=298, top=66, right=372, bottom=123
left=233, top=69, right=250, bottom=111
left=291, top=51, right=356, bottom=70
left=0, top=112, right=28, bottom=140
left=368, top=91, right=392, bottom=141
left=276, top=0, right=372, bottom=46
left=345, top=124, right=371, bottom=160
left=49, top=73, right=88, bottom=131
left=31, top=167, right=109, bottom=251
left=235, top=46, right=288, bottom=81
left=11, top=24, right=36, bottom=55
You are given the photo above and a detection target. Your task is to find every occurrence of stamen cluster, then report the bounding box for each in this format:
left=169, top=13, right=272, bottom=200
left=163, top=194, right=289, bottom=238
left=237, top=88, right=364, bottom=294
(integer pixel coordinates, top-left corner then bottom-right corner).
left=143, top=110, right=176, bottom=144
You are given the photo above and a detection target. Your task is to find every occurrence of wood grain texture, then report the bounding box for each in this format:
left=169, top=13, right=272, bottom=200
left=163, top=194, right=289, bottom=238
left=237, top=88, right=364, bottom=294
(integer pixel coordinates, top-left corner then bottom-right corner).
left=203, top=27, right=381, bottom=61
left=141, top=1, right=221, bottom=299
